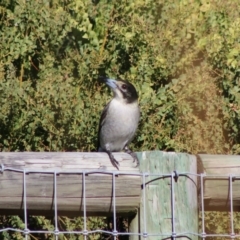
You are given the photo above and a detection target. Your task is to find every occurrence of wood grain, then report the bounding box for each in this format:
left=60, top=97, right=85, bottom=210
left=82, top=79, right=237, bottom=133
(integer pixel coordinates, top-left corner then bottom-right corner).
left=198, top=154, right=240, bottom=210
left=129, top=151, right=198, bottom=240
left=0, top=152, right=141, bottom=216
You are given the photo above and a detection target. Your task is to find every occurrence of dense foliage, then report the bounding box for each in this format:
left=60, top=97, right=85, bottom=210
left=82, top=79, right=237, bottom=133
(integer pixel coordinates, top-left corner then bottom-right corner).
left=0, top=0, right=240, bottom=239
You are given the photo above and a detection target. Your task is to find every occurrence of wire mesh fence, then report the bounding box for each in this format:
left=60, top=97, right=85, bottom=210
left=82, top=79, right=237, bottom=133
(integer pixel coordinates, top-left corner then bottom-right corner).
left=0, top=163, right=240, bottom=239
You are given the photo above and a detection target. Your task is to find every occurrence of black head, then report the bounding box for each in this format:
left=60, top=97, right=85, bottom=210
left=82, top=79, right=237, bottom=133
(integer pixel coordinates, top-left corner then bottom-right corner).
left=100, top=77, right=138, bottom=104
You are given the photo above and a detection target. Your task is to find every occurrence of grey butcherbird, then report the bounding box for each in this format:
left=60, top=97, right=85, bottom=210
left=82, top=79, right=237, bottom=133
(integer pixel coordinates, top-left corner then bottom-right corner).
left=98, top=77, right=140, bottom=170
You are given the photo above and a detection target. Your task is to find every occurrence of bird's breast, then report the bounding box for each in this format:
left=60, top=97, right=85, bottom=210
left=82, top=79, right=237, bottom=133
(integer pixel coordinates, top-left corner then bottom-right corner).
left=100, top=99, right=140, bottom=151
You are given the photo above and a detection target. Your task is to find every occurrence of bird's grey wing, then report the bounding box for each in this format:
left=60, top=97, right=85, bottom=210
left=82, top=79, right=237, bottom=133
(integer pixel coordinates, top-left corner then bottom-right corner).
left=97, top=101, right=110, bottom=151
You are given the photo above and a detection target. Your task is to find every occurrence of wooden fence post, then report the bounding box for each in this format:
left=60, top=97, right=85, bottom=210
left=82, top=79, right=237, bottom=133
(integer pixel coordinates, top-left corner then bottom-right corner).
left=129, top=151, right=198, bottom=240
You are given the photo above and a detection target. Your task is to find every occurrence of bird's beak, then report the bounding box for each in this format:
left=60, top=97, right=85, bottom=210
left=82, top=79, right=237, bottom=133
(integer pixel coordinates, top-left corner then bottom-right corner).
left=99, top=77, right=117, bottom=89
left=105, top=79, right=117, bottom=89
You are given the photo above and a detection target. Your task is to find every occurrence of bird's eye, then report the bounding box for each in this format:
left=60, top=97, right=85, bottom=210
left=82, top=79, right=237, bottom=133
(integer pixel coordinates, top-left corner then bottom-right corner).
left=122, top=84, right=127, bottom=90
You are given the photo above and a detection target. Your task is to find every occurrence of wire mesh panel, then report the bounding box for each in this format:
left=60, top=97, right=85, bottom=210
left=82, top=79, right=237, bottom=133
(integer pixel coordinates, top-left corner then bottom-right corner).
left=0, top=152, right=240, bottom=239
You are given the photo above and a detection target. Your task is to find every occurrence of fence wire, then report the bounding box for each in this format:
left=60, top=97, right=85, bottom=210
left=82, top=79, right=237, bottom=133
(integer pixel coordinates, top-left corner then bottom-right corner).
left=0, top=163, right=239, bottom=239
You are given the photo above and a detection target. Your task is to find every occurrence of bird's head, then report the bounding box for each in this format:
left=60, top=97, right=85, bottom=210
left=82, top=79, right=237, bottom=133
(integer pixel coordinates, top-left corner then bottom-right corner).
left=99, top=77, right=138, bottom=104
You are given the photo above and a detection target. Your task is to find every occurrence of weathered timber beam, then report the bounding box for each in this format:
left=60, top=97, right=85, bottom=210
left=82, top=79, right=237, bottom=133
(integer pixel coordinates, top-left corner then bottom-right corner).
left=129, top=151, right=198, bottom=240
left=198, top=154, right=240, bottom=211
left=2, top=151, right=238, bottom=217
left=0, top=152, right=140, bottom=216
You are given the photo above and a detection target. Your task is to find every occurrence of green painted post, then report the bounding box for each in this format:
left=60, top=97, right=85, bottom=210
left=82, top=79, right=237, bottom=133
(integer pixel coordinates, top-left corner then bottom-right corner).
left=129, top=151, right=198, bottom=240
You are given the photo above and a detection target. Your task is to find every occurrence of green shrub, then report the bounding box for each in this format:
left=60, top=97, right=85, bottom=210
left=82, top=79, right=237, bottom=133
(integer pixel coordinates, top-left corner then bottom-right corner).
left=1, top=0, right=240, bottom=238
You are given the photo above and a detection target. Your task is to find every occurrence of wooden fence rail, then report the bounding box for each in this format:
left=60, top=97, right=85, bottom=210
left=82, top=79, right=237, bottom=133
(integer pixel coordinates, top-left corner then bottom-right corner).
left=0, top=152, right=140, bottom=216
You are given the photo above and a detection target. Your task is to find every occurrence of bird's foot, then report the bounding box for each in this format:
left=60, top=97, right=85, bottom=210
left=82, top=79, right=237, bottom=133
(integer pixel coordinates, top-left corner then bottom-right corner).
left=124, top=146, right=139, bottom=167
left=106, top=150, right=119, bottom=170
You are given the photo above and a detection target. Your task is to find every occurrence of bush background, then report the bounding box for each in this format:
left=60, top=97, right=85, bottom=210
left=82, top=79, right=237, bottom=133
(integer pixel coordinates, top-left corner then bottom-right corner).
left=0, top=0, right=240, bottom=239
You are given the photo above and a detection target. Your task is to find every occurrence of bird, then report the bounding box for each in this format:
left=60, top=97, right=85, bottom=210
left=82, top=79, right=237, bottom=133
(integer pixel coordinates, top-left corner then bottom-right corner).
left=97, top=76, right=140, bottom=170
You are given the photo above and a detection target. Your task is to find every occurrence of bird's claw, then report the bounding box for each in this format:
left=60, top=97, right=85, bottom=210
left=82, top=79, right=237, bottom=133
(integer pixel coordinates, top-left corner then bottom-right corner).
left=133, top=156, right=139, bottom=167
left=111, top=158, right=119, bottom=170
left=106, top=150, right=120, bottom=170
left=124, top=147, right=139, bottom=168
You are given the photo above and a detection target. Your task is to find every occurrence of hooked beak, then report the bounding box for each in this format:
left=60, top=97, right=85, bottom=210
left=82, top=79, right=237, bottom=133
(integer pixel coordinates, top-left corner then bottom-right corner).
left=99, top=76, right=117, bottom=89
